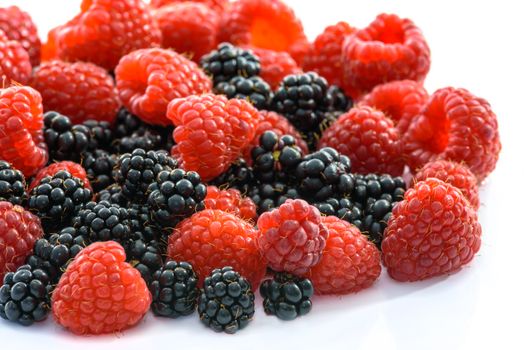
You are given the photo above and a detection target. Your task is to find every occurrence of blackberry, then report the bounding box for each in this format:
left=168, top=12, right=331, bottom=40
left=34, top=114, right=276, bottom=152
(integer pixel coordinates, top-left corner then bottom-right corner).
left=113, top=108, right=146, bottom=138
left=198, top=266, right=255, bottom=334
left=214, top=76, right=272, bottom=110
left=124, top=236, right=163, bottom=285
left=43, top=111, right=90, bottom=161
left=96, top=184, right=128, bottom=206
left=28, top=170, right=92, bottom=230
left=82, top=119, right=114, bottom=152
left=200, top=43, right=260, bottom=85
left=147, top=169, right=207, bottom=228
left=81, top=150, right=117, bottom=193
left=150, top=261, right=198, bottom=318
left=0, top=160, right=26, bottom=205
left=314, top=198, right=363, bottom=230
left=0, top=265, right=52, bottom=326
left=72, top=200, right=130, bottom=242
left=115, top=149, right=177, bottom=202
left=327, top=85, right=353, bottom=112
left=260, top=273, right=313, bottom=321
left=127, top=202, right=162, bottom=244
left=209, top=158, right=255, bottom=194
left=248, top=181, right=299, bottom=215
left=113, top=129, right=164, bottom=154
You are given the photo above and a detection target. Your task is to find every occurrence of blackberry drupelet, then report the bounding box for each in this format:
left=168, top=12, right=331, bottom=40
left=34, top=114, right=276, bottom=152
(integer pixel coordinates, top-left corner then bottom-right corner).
left=198, top=266, right=255, bottom=334
left=209, top=158, right=255, bottom=194
left=214, top=76, right=272, bottom=110
left=124, top=236, right=163, bottom=285
left=147, top=169, right=207, bottom=228
left=72, top=200, right=130, bottom=242
left=150, top=261, right=198, bottom=318
left=200, top=43, right=261, bottom=85
left=248, top=182, right=299, bottom=215
left=113, top=108, right=146, bottom=138
left=82, top=150, right=117, bottom=193
left=0, top=160, right=26, bottom=205
left=43, top=111, right=90, bottom=162
left=96, top=184, right=128, bottom=206
left=0, top=265, right=52, bottom=326
left=113, top=129, right=164, bottom=154
left=128, top=202, right=162, bottom=244
left=82, top=119, right=114, bottom=152
left=260, top=273, right=313, bottom=321
left=28, top=170, right=92, bottom=230
left=314, top=198, right=363, bottom=229
left=327, top=85, right=353, bottom=112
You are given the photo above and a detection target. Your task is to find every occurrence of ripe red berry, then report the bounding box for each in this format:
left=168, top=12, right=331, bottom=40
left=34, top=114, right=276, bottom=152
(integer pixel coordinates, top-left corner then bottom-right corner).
left=41, top=26, right=61, bottom=62
left=0, top=29, right=32, bottom=85
left=0, top=86, right=48, bottom=177
left=413, top=160, right=479, bottom=209
left=342, top=14, right=430, bottom=97
left=246, top=46, right=301, bottom=90
left=167, top=209, right=266, bottom=288
left=257, top=199, right=328, bottom=276
left=307, top=216, right=381, bottom=295
left=52, top=241, right=152, bottom=335
left=204, top=186, right=257, bottom=221
left=31, top=60, right=120, bottom=124
left=403, top=87, right=501, bottom=181
left=318, top=106, right=405, bottom=176
left=382, top=178, right=482, bottom=282
left=150, top=0, right=229, bottom=12
left=116, top=48, right=212, bottom=126
left=0, top=6, right=41, bottom=67
left=359, top=80, right=429, bottom=134
left=29, top=161, right=91, bottom=193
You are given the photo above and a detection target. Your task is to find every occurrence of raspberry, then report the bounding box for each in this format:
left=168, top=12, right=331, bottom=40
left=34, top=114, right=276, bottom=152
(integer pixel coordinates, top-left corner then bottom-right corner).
left=52, top=241, right=152, bottom=335
left=306, top=216, right=381, bottom=295
left=0, top=6, right=41, bottom=66
left=382, top=178, right=482, bottom=282
left=167, top=209, right=266, bottom=288
left=359, top=80, right=429, bottom=134
left=256, top=199, right=328, bottom=276
left=302, top=21, right=356, bottom=90
left=29, top=161, right=91, bottom=193
left=41, top=26, right=60, bottom=62
left=116, top=48, right=212, bottom=126
left=155, top=2, right=219, bottom=62
left=318, top=106, right=404, bottom=176
left=0, top=86, right=48, bottom=177
left=403, top=87, right=501, bottom=181
left=0, top=30, right=32, bottom=85
left=150, top=0, right=229, bottom=12
left=341, top=14, right=430, bottom=97
left=168, top=94, right=261, bottom=181
left=204, top=186, right=257, bottom=221
left=31, top=60, right=120, bottom=124
left=413, top=160, right=479, bottom=209
left=218, top=0, right=309, bottom=64
left=0, top=202, right=44, bottom=282
left=246, top=46, right=301, bottom=90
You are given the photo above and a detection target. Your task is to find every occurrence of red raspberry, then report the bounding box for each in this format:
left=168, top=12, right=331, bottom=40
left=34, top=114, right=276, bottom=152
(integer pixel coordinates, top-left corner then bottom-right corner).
left=306, top=216, right=381, bottom=295
left=257, top=199, right=328, bottom=276
left=52, top=241, right=151, bottom=335
left=218, top=0, right=309, bottom=64
left=413, top=160, right=479, bottom=209
left=0, top=6, right=41, bottom=67
left=155, top=2, right=219, bottom=62
left=359, top=80, right=429, bottom=134
left=302, top=21, right=356, bottom=90
left=41, top=26, right=61, bottom=62
left=204, top=186, right=257, bottom=221
left=168, top=94, right=261, bottom=181
left=403, top=87, right=501, bottom=181
left=245, top=46, right=301, bottom=90
left=150, top=0, right=229, bottom=12
left=0, top=30, right=32, bottom=85
left=29, top=161, right=91, bottom=193
left=318, top=106, right=405, bottom=176
left=0, top=202, right=44, bottom=281
left=55, top=0, right=162, bottom=71
left=342, top=14, right=430, bottom=97
left=382, top=178, right=482, bottom=282
left=0, top=86, right=48, bottom=177
left=116, top=48, right=212, bottom=126
left=31, top=60, right=120, bottom=124
left=167, top=209, right=266, bottom=288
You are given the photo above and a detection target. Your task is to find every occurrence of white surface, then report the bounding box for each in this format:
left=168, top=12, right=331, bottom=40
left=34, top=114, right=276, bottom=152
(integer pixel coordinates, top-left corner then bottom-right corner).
left=1, top=1, right=524, bottom=349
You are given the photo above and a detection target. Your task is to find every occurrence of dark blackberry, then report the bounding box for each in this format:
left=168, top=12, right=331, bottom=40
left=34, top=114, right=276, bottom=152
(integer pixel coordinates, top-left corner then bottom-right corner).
left=113, top=108, right=145, bottom=138
left=43, top=111, right=90, bottom=162
left=260, top=273, right=313, bottom=321
left=124, top=237, right=163, bottom=285
left=248, top=181, right=299, bottom=215
left=0, top=160, right=26, bottom=205
left=81, top=150, right=117, bottom=193
left=301, top=110, right=343, bottom=151
left=147, top=169, right=207, bottom=228
left=96, top=184, right=128, bottom=206
left=127, top=202, right=162, bottom=244
left=209, top=158, right=255, bottom=194
left=314, top=198, right=363, bottom=229
left=72, top=200, right=130, bottom=242
left=113, top=129, right=164, bottom=154
left=0, top=265, right=52, bottom=326
left=150, top=261, right=198, bottom=318
left=198, top=266, right=255, bottom=334
left=200, top=43, right=261, bottom=85
left=115, top=149, right=177, bottom=202
left=327, top=85, right=353, bottom=112
left=28, top=170, right=92, bottom=230
left=82, top=119, right=114, bottom=152
left=214, top=76, right=272, bottom=110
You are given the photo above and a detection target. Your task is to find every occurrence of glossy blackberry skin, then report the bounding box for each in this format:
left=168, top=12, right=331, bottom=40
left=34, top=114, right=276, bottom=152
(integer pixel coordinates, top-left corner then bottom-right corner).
left=198, top=266, right=255, bottom=334
left=150, top=261, right=198, bottom=318
left=82, top=150, right=117, bottom=193
left=314, top=198, right=363, bottom=229
left=214, top=76, right=272, bottom=110
left=147, top=169, right=207, bottom=228
left=249, top=182, right=299, bottom=215
left=72, top=200, right=130, bottom=242
left=28, top=170, right=92, bottom=230
left=0, top=265, right=52, bottom=326
left=0, top=160, right=27, bottom=205
left=209, top=158, right=255, bottom=194
left=200, top=43, right=261, bottom=85
left=43, top=111, right=90, bottom=162
left=260, top=273, right=313, bottom=321
left=113, top=108, right=146, bottom=138
left=82, top=119, right=114, bottom=152
left=113, top=129, right=164, bottom=154
left=96, top=184, right=128, bottom=207
left=301, top=110, right=343, bottom=151
left=327, top=85, right=353, bottom=112
left=127, top=202, right=162, bottom=244
left=124, top=237, right=163, bottom=285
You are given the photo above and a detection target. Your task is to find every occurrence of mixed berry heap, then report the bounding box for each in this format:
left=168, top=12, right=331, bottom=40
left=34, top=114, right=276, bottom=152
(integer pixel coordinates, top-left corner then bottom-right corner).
left=0, top=0, right=501, bottom=337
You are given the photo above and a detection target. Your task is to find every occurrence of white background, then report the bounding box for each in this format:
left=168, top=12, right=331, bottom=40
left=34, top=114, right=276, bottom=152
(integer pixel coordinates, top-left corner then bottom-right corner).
left=1, top=1, right=524, bottom=349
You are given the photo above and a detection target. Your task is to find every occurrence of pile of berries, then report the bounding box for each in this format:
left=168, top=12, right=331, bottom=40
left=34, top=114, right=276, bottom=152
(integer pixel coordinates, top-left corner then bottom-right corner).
left=0, top=0, right=499, bottom=336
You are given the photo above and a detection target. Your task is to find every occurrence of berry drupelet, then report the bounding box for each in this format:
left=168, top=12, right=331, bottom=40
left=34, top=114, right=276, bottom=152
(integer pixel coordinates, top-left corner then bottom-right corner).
left=113, top=108, right=147, bottom=139
left=0, top=160, right=26, bottom=205
left=82, top=119, right=114, bottom=152
left=248, top=181, right=299, bottom=216
left=124, top=236, right=164, bottom=285
left=209, top=158, right=255, bottom=194
left=72, top=200, right=130, bottom=243
left=127, top=202, right=162, bottom=244
left=81, top=150, right=117, bottom=193
left=43, top=111, right=90, bottom=162
left=214, top=76, right=272, bottom=110
left=314, top=198, right=363, bottom=229
left=96, top=184, right=128, bottom=207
